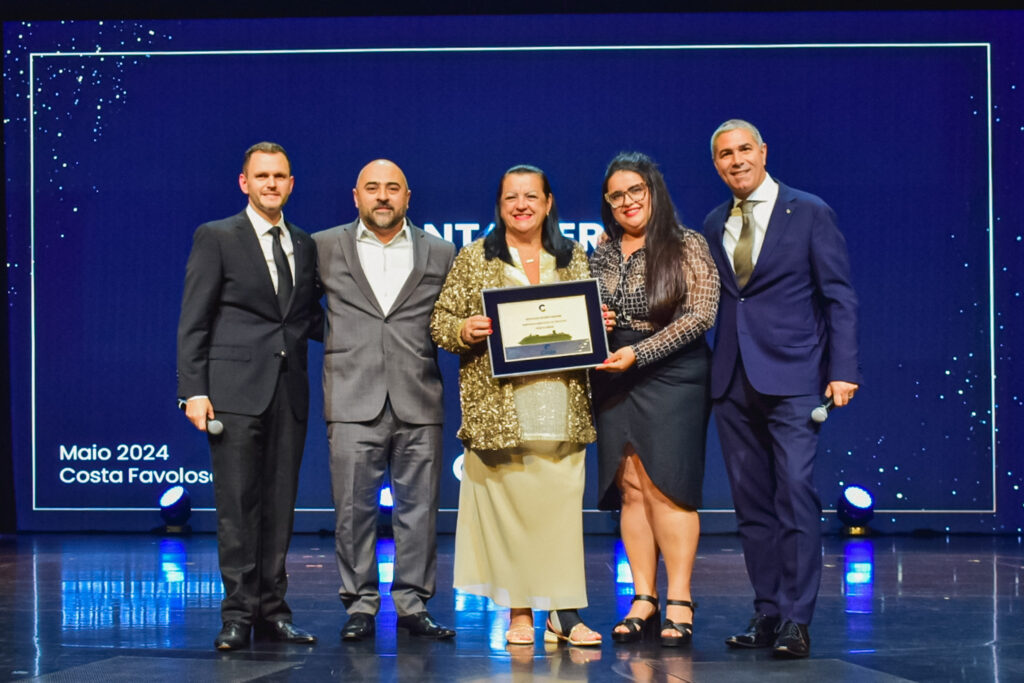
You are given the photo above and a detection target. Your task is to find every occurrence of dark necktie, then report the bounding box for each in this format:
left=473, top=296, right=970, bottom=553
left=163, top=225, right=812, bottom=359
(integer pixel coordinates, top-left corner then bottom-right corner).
left=271, top=226, right=293, bottom=311
left=732, top=200, right=756, bottom=288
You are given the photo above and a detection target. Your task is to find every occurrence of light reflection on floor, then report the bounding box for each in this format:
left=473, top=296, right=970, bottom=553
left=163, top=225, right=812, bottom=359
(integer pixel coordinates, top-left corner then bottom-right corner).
left=1, top=532, right=1020, bottom=682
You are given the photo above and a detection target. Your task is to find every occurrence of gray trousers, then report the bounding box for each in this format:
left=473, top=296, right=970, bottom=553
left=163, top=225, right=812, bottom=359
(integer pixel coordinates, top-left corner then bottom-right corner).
left=327, top=401, right=442, bottom=617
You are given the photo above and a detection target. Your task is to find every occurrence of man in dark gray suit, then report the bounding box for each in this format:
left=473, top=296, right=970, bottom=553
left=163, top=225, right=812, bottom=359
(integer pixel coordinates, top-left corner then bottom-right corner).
left=178, top=142, right=321, bottom=650
left=315, top=159, right=456, bottom=641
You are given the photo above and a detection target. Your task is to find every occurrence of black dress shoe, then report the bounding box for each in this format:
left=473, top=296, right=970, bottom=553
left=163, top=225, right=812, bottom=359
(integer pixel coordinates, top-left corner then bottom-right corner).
left=341, top=612, right=376, bottom=641
left=254, top=620, right=317, bottom=644
left=396, top=611, right=456, bottom=639
left=773, top=620, right=810, bottom=658
left=725, top=613, right=780, bottom=649
left=214, top=621, right=251, bottom=650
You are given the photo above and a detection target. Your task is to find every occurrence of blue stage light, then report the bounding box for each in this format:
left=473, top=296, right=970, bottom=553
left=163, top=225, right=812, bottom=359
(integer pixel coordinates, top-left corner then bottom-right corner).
left=159, top=485, right=192, bottom=530
left=836, top=485, right=874, bottom=535
left=844, top=486, right=874, bottom=510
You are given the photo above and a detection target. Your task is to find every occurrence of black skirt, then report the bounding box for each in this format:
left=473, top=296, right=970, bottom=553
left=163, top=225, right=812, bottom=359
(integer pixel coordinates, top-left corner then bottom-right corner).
left=592, top=328, right=711, bottom=511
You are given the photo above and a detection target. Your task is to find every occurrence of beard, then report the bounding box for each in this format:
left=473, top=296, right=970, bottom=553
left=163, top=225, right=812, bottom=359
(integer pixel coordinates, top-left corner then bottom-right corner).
left=361, top=204, right=406, bottom=233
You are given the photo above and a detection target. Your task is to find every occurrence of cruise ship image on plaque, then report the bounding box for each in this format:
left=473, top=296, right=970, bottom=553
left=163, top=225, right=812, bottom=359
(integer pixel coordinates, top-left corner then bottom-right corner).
left=505, top=329, right=592, bottom=361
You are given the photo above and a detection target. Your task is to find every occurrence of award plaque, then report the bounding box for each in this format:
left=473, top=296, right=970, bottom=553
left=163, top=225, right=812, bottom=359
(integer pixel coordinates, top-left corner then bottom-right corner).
left=481, top=278, right=610, bottom=378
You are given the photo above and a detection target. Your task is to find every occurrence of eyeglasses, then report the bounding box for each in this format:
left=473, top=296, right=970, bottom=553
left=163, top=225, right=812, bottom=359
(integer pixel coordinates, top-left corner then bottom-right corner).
left=604, top=183, right=647, bottom=208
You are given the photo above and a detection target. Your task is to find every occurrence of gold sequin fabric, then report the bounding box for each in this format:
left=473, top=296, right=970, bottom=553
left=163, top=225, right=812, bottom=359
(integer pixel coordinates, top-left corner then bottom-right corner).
left=590, top=228, right=720, bottom=367
left=430, top=239, right=597, bottom=451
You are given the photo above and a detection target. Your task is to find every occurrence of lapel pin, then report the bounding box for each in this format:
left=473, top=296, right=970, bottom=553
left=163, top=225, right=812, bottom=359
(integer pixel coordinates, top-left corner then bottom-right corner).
left=786, top=209, right=792, bottom=214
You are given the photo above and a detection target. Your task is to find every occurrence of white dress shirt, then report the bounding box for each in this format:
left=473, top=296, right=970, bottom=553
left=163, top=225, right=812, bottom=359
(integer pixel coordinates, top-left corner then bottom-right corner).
left=246, top=204, right=295, bottom=294
left=356, top=219, right=414, bottom=315
left=722, top=173, right=779, bottom=271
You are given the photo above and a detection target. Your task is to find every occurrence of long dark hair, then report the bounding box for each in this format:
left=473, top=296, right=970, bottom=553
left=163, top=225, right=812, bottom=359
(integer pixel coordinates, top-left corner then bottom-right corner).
left=484, top=164, right=574, bottom=268
left=601, top=152, right=687, bottom=328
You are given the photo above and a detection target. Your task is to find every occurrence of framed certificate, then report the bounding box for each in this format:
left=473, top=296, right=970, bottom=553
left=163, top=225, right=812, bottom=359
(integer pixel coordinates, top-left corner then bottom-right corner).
left=481, top=278, right=610, bottom=378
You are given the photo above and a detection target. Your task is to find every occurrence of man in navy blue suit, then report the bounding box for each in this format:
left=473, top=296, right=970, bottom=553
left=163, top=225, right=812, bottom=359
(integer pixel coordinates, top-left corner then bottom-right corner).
left=703, top=119, right=860, bottom=658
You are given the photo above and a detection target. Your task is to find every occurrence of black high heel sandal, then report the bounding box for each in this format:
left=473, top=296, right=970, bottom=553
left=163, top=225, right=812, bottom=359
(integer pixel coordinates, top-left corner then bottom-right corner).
left=661, top=599, right=697, bottom=647
left=611, top=594, right=660, bottom=643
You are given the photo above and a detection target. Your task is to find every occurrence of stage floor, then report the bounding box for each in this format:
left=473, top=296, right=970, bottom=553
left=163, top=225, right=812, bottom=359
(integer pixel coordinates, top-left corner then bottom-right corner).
left=0, top=531, right=1021, bottom=682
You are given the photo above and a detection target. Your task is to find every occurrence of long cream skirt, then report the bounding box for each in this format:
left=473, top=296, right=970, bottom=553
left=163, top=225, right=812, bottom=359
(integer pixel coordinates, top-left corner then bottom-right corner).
left=453, top=440, right=587, bottom=610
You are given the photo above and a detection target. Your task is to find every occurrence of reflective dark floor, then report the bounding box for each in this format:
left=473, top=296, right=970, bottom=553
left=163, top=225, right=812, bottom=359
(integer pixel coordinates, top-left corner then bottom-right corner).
left=1, top=531, right=1022, bottom=682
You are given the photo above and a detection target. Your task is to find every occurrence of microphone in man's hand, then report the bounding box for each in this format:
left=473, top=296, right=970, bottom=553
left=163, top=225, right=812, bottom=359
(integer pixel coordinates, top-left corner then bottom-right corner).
left=811, top=397, right=835, bottom=424
left=178, top=399, right=224, bottom=435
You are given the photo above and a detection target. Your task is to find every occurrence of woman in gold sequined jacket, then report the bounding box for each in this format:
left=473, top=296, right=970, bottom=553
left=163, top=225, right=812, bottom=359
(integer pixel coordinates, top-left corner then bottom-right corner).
left=430, top=164, right=603, bottom=648
left=429, top=239, right=596, bottom=451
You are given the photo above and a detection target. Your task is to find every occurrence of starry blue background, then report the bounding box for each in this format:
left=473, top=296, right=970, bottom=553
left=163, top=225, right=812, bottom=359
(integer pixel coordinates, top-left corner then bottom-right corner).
left=4, top=11, right=1022, bottom=532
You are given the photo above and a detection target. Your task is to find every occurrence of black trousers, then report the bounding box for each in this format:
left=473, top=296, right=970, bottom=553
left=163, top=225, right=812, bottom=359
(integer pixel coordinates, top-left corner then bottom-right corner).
left=209, top=373, right=306, bottom=625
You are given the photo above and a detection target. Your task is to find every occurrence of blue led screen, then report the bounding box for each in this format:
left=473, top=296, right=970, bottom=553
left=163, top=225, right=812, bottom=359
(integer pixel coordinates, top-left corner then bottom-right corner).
left=5, top=12, right=1023, bottom=532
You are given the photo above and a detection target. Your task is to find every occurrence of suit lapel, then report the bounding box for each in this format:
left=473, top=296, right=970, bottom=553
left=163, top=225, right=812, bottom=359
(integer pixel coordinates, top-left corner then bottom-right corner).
left=233, top=212, right=279, bottom=306
left=389, top=224, right=427, bottom=313
left=337, top=223, right=386, bottom=317
left=756, top=182, right=795, bottom=275
left=282, top=221, right=305, bottom=315
left=706, top=203, right=728, bottom=257
left=706, top=201, right=737, bottom=294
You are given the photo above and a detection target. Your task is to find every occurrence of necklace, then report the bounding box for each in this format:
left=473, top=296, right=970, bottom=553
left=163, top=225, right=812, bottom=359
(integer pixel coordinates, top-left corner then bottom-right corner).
left=510, top=243, right=540, bottom=265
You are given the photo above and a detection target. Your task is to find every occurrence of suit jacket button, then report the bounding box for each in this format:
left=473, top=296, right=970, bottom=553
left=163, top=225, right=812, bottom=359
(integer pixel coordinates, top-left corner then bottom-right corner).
left=739, top=297, right=745, bottom=303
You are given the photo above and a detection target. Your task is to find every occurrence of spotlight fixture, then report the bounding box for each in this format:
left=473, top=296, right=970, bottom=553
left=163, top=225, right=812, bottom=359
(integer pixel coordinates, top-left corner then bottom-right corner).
left=836, top=485, right=874, bottom=536
left=159, top=485, right=192, bottom=533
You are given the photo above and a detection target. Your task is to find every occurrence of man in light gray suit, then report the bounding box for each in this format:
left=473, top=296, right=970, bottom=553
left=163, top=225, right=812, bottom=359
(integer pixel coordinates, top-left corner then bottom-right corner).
left=315, top=159, right=456, bottom=641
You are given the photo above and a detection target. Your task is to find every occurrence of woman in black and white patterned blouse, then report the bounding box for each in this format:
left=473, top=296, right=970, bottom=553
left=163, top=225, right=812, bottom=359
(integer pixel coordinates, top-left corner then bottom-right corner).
left=591, top=152, right=720, bottom=647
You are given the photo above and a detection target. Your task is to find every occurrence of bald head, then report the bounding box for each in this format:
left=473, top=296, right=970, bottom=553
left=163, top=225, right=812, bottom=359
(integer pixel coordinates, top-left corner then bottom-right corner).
left=356, top=159, right=408, bottom=187
left=353, top=159, right=411, bottom=240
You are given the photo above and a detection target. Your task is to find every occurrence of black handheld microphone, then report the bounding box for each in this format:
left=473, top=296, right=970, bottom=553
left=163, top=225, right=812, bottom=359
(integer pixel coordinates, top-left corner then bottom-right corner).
left=811, top=397, right=835, bottom=424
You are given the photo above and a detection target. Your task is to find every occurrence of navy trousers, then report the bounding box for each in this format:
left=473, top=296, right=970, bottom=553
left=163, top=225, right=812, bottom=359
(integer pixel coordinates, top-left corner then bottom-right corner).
left=714, top=360, right=823, bottom=625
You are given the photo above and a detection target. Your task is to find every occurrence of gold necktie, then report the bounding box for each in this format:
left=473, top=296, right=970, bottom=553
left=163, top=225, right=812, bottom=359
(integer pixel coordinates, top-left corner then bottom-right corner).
left=732, top=200, right=756, bottom=288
